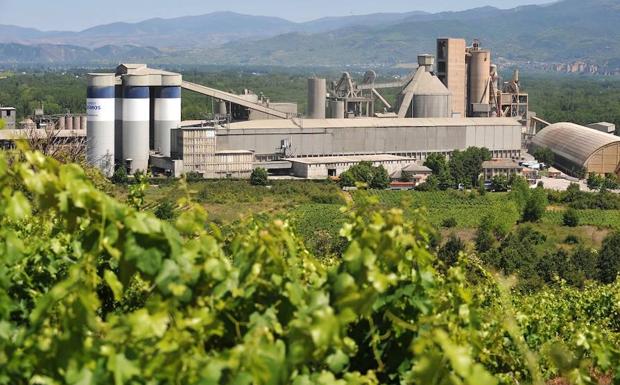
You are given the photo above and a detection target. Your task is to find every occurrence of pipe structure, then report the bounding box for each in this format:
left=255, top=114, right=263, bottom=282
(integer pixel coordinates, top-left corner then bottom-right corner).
left=86, top=73, right=116, bottom=176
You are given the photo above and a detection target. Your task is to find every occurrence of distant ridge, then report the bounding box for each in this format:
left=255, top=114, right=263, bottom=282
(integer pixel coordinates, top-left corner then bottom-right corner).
left=0, top=0, right=618, bottom=72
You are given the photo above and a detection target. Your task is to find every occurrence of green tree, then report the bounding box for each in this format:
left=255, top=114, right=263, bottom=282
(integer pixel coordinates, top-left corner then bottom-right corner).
left=562, top=208, right=580, bottom=227
left=370, top=165, right=390, bottom=189
left=533, top=147, right=555, bottom=167
left=449, top=147, right=491, bottom=188
left=438, top=234, right=465, bottom=267
left=587, top=172, right=603, bottom=190
left=602, top=173, right=619, bottom=190
left=250, top=167, right=269, bottom=186
left=475, top=214, right=496, bottom=253
left=423, top=153, right=448, bottom=175
left=491, top=175, right=509, bottom=192
left=522, top=186, right=548, bottom=222
left=598, top=232, right=620, bottom=284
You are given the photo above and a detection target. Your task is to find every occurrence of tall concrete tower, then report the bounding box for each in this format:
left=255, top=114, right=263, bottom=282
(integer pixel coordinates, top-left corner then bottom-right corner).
left=122, top=74, right=150, bottom=174
left=436, top=38, right=466, bottom=117
left=86, top=73, right=116, bottom=177
left=153, top=74, right=182, bottom=157
left=307, top=78, right=326, bottom=119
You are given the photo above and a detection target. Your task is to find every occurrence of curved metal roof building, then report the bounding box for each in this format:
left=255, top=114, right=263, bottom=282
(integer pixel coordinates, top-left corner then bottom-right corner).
left=531, top=122, right=620, bottom=176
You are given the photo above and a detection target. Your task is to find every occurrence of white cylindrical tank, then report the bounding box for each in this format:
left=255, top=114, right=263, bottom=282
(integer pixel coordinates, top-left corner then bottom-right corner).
left=122, top=74, right=150, bottom=174
left=307, top=78, right=326, bottom=119
left=328, top=100, right=345, bottom=119
left=86, top=73, right=116, bottom=177
left=80, top=115, right=87, bottom=131
left=153, top=74, right=182, bottom=157
left=469, top=50, right=490, bottom=105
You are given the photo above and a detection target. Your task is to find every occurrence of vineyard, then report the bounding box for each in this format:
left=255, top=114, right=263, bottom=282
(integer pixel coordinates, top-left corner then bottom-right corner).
left=1, top=148, right=620, bottom=384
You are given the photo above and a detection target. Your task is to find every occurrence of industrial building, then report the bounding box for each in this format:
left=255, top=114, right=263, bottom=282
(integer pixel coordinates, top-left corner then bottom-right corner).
left=287, top=154, right=416, bottom=179
left=0, top=107, right=16, bottom=130
left=531, top=123, right=620, bottom=177
left=77, top=38, right=545, bottom=179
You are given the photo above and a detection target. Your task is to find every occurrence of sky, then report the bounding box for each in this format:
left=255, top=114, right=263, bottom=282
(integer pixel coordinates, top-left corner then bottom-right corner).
left=0, top=0, right=554, bottom=31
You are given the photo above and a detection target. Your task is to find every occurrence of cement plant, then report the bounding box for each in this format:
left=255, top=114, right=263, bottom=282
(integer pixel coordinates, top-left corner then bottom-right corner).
left=1, top=38, right=619, bottom=186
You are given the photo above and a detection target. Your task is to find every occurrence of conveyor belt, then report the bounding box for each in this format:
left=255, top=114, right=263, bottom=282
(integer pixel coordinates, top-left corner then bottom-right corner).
left=181, top=81, right=289, bottom=119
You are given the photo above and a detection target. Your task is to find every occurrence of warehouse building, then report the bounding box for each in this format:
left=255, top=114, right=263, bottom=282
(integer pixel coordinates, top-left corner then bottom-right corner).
left=531, top=122, right=620, bottom=177
left=216, top=117, right=522, bottom=161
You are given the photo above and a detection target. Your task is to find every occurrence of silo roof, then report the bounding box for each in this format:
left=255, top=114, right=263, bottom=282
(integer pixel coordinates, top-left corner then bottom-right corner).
left=532, top=122, right=620, bottom=166
left=414, top=71, right=451, bottom=96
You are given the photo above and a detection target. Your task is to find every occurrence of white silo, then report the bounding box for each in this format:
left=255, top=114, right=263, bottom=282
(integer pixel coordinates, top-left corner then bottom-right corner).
left=307, top=78, right=326, bottom=119
left=122, top=74, right=150, bottom=174
left=114, top=85, right=123, bottom=164
left=153, top=74, right=182, bottom=157
left=86, top=73, right=116, bottom=177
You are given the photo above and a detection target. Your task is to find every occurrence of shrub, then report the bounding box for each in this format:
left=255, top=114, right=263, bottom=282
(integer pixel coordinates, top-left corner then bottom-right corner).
left=441, top=217, right=458, bottom=228
left=598, top=232, right=620, bottom=284
left=564, top=234, right=580, bottom=244
left=438, top=234, right=465, bottom=267
left=250, top=168, right=269, bottom=186
left=185, top=171, right=203, bottom=183
left=154, top=200, right=176, bottom=220
left=111, top=165, right=128, bottom=184
left=522, top=187, right=547, bottom=222
left=562, top=208, right=580, bottom=227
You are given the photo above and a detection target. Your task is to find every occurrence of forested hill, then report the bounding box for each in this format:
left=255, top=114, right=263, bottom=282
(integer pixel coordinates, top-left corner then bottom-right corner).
left=0, top=0, right=619, bottom=70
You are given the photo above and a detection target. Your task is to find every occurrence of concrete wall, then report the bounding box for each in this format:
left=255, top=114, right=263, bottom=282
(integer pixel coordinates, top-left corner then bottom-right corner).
left=291, top=159, right=413, bottom=179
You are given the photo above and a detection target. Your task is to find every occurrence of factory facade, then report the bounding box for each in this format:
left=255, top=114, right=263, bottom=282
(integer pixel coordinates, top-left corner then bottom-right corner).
left=81, top=38, right=537, bottom=180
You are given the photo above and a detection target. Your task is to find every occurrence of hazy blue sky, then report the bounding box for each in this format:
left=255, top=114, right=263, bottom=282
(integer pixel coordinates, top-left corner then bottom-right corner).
left=0, top=0, right=554, bottom=31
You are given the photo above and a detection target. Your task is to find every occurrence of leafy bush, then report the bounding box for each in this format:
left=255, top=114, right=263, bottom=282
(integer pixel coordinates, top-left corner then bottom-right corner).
left=562, top=208, right=580, bottom=227
left=522, top=187, right=548, bottom=222
left=250, top=167, right=269, bottom=186
left=111, top=165, right=128, bottom=184
left=564, top=234, right=580, bottom=244
left=3, top=148, right=620, bottom=385
left=154, top=200, right=176, bottom=220
left=339, top=161, right=390, bottom=189
left=184, top=171, right=203, bottom=183
left=441, top=217, right=458, bottom=228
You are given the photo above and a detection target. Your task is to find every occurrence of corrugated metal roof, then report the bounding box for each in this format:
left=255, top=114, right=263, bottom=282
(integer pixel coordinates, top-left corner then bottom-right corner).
left=532, top=122, right=620, bottom=166
left=226, top=117, right=521, bottom=130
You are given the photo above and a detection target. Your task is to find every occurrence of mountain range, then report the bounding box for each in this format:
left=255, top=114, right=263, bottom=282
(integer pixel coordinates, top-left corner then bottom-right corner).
left=0, top=0, right=618, bottom=70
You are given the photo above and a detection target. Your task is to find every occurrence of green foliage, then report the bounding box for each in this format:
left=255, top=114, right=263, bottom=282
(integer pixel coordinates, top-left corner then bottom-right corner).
left=423, top=153, right=447, bottom=175
left=532, top=147, right=555, bottom=167
left=1, top=148, right=620, bottom=385
left=154, top=200, right=176, bottom=220
left=491, top=175, right=509, bottom=192
left=476, top=215, right=496, bottom=253
left=127, top=170, right=149, bottom=210
left=522, top=187, right=548, bottom=223
left=587, top=172, right=604, bottom=190
left=598, top=232, right=620, bottom=284
left=562, top=208, right=580, bottom=227
left=110, top=165, right=128, bottom=185
left=250, top=167, right=269, bottom=186
left=441, top=217, right=458, bottom=228
left=184, top=171, right=203, bottom=183
left=448, top=147, right=492, bottom=188
left=438, top=234, right=465, bottom=267
left=339, top=162, right=390, bottom=189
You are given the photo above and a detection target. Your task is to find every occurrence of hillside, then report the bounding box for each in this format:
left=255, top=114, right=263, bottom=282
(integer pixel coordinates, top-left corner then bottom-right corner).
left=0, top=0, right=618, bottom=70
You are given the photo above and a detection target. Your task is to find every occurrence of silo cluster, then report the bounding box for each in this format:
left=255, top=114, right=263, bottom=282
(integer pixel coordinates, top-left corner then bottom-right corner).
left=86, top=66, right=182, bottom=176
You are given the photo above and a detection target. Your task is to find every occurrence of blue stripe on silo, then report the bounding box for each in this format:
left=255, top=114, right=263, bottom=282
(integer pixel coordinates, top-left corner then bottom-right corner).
left=154, top=86, right=181, bottom=99
left=87, top=86, right=115, bottom=98
left=123, top=86, right=150, bottom=99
